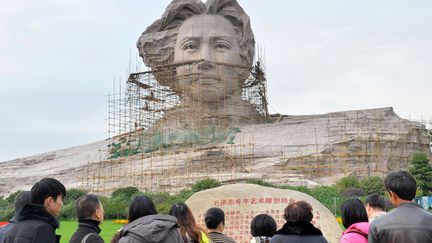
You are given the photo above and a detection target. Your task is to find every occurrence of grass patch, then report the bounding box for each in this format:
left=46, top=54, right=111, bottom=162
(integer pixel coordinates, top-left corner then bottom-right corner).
left=57, top=220, right=122, bottom=243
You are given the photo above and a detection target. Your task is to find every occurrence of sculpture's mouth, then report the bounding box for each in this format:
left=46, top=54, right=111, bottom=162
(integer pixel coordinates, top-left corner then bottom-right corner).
left=197, top=74, right=221, bottom=85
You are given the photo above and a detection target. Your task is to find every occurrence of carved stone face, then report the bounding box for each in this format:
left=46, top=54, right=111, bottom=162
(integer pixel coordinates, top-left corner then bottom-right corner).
left=174, top=15, right=245, bottom=102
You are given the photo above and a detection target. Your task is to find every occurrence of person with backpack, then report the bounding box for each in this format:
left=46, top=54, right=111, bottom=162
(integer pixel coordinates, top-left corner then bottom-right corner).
left=339, top=198, right=369, bottom=243
left=115, top=195, right=183, bottom=243
left=69, top=194, right=105, bottom=243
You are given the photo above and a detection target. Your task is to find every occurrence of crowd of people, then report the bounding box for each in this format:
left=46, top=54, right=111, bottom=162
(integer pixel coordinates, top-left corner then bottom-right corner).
left=0, top=170, right=432, bottom=243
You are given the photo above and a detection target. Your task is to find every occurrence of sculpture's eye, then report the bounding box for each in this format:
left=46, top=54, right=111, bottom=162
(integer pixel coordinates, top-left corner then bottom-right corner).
left=214, top=40, right=231, bottom=51
left=182, top=41, right=199, bottom=51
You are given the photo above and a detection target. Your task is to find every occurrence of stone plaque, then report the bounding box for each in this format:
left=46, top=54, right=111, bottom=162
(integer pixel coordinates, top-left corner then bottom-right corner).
left=185, top=183, right=342, bottom=243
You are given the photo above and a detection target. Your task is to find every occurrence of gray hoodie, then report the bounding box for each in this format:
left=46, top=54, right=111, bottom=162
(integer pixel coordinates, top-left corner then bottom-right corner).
left=118, top=214, right=184, bottom=243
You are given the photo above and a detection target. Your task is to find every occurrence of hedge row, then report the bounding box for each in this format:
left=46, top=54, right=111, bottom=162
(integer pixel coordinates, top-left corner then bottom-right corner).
left=1, top=176, right=386, bottom=221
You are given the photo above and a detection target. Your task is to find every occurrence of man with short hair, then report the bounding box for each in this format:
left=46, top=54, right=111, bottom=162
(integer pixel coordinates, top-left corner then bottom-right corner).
left=0, top=191, right=31, bottom=243
left=204, top=207, right=236, bottom=243
left=6, top=178, right=66, bottom=243
left=364, top=193, right=386, bottom=222
left=69, top=194, right=105, bottom=243
left=369, top=171, right=432, bottom=243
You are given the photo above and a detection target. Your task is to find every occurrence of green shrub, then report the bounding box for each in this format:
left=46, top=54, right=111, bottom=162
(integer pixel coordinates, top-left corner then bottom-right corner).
left=191, top=178, right=221, bottom=192
left=0, top=196, right=9, bottom=208
left=280, top=185, right=312, bottom=195
left=341, top=187, right=366, bottom=197
left=336, top=176, right=360, bottom=193
left=59, top=203, right=76, bottom=220
left=173, top=189, right=194, bottom=201
left=359, top=176, right=385, bottom=195
left=104, top=197, right=129, bottom=219
left=246, top=179, right=275, bottom=188
left=6, top=190, right=23, bottom=204
left=64, top=188, right=87, bottom=205
left=0, top=204, right=14, bottom=221
left=137, top=191, right=172, bottom=214
left=111, top=187, right=139, bottom=200
left=309, top=186, right=342, bottom=215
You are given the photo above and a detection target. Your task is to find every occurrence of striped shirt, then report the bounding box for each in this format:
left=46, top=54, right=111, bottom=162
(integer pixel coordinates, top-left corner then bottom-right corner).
left=207, top=231, right=236, bottom=243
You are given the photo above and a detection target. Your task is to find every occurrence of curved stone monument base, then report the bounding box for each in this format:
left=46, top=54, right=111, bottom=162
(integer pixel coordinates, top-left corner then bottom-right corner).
left=185, top=183, right=342, bottom=243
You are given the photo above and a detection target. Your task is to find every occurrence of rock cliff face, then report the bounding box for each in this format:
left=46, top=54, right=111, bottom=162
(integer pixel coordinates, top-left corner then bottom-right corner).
left=1, top=107, right=430, bottom=196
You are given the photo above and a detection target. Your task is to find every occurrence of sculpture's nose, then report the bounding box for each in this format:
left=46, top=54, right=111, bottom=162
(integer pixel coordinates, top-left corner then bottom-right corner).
left=199, top=43, right=214, bottom=62
left=196, top=42, right=216, bottom=71
left=197, top=59, right=215, bottom=70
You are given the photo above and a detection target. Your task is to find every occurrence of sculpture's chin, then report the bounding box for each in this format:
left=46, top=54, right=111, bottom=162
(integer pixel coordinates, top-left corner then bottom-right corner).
left=189, top=92, right=228, bottom=102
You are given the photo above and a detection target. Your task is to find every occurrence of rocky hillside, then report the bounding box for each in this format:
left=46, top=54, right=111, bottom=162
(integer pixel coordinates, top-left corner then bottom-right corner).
left=1, top=107, right=430, bottom=196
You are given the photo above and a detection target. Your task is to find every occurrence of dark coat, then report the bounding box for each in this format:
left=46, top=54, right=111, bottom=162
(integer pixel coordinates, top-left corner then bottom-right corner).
left=5, top=203, right=60, bottom=243
left=69, top=219, right=104, bottom=243
left=369, top=202, right=432, bottom=243
left=0, top=217, right=18, bottom=243
left=270, top=221, right=328, bottom=243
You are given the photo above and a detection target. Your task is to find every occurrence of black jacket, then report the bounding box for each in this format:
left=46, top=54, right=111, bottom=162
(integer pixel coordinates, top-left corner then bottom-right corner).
left=369, top=202, right=432, bottom=243
left=5, top=203, right=60, bottom=243
left=0, top=217, right=18, bottom=243
left=270, top=221, right=328, bottom=243
left=69, top=219, right=104, bottom=243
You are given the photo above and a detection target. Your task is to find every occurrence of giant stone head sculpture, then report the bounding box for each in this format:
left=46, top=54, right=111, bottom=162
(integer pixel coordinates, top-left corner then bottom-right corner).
left=137, top=0, right=262, bottom=128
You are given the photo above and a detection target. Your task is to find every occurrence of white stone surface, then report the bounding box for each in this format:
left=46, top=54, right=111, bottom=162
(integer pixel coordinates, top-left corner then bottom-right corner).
left=186, top=183, right=342, bottom=243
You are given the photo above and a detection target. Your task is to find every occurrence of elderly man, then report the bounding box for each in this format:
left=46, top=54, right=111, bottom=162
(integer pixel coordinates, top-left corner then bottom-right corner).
left=69, top=194, right=105, bottom=243
left=369, top=171, right=432, bottom=243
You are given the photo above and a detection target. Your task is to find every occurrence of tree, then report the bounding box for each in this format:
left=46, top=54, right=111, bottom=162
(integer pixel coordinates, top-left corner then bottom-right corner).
left=409, top=151, right=432, bottom=196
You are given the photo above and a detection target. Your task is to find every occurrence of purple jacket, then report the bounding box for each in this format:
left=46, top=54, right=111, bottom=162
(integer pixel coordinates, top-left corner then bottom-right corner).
left=340, top=222, right=369, bottom=243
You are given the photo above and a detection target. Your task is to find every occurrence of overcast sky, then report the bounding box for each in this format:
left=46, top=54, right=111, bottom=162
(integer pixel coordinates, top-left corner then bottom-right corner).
left=0, top=0, right=431, bottom=162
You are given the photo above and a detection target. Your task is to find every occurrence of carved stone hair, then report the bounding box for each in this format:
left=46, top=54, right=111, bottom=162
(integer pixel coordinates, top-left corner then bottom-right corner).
left=137, top=0, right=255, bottom=69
